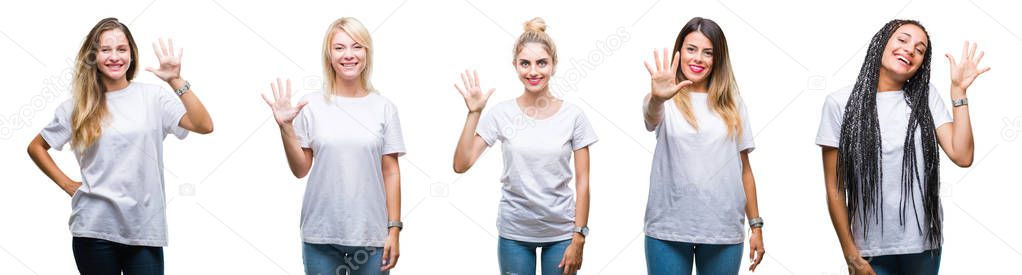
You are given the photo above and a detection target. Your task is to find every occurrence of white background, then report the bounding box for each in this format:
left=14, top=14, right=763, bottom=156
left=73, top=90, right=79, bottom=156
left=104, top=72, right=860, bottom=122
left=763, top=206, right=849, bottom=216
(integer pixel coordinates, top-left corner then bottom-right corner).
left=2, top=0, right=1020, bottom=274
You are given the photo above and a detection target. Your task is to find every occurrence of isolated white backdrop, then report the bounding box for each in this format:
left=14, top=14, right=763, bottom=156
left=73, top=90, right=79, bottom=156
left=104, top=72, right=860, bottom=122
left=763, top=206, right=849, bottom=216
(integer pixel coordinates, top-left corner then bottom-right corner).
left=2, top=0, right=1020, bottom=274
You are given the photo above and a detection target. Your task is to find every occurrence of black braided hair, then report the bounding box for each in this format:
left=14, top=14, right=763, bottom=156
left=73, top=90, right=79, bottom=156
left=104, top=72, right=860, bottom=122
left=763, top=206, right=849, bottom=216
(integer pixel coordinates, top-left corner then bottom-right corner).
left=838, top=19, right=942, bottom=248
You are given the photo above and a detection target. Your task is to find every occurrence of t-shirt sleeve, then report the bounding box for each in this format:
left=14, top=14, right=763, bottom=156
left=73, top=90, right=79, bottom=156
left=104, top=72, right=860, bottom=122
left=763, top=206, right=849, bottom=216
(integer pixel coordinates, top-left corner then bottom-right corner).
left=571, top=110, right=599, bottom=151
left=928, top=85, right=953, bottom=128
left=475, top=107, right=499, bottom=147
left=382, top=102, right=406, bottom=156
left=157, top=86, right=188, bottom=139
left=816, top=94, right=843, bottom=148
left=737, top=100, right=755, bottom=152
left=40, top=101, right=73, bottom=151
left=293, top=107, right=312, bottom=149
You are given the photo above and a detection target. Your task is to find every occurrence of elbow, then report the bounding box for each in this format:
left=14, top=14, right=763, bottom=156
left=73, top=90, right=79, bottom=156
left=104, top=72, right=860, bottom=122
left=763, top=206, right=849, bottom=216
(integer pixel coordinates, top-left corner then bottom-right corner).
left=453, top=162, right=471, bottom=174
left=953, top=157, right=973, bottom=168
left=197, top=122, right=214, bottom=135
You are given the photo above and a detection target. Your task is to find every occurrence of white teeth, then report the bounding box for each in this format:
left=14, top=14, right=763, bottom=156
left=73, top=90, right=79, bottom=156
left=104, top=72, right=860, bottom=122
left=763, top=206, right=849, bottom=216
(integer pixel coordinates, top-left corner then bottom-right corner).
left=896, top=56, right=909, bottom=65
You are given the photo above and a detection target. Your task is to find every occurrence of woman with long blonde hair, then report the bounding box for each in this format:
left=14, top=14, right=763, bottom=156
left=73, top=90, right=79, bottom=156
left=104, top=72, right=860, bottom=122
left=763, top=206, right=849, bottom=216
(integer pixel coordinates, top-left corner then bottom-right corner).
left=641, top=17, right=765, bottom=274
left=260, top=17, right=404, bottom=275
left=27, top=17, right=213, bottom=274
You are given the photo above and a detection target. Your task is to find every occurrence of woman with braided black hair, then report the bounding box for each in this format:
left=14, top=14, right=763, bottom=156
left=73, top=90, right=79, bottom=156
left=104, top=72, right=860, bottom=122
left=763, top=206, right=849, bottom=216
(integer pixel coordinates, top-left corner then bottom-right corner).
left=817, top=19, right=989, bottom=274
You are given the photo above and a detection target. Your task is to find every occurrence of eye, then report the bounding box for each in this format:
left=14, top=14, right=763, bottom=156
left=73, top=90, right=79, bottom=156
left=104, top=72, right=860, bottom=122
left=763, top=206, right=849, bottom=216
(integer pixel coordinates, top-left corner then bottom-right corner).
left=704, top=51, right=713, bottom=57
left=686, top=47, right=696, bottom=53
left=353, top=45, right=364, bottom=49
left=537, top=60, right=547, bottom=67
left=519, top=60, right=529, bottom=67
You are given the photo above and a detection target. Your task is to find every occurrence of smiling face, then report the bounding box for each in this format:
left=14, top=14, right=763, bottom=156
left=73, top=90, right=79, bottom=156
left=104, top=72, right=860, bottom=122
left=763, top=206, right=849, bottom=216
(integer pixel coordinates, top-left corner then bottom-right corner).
left=95, top=29, right=131, bottom=82
left=678, top=31, right=714, bottom=90
left=328, top=30, right=367, bottom=82
left=514, top=42, right=554, bottom=93
left=880, top=24, right=928, bottom=84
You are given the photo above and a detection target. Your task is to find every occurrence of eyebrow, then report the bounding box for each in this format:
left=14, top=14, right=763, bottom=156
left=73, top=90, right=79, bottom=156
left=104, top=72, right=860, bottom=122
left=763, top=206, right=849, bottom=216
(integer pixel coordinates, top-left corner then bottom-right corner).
left=518, top=58, right=549, bottom=62
left=686, top=43, right=712, bottom=51
left=899, top=32, right=927, bottom=47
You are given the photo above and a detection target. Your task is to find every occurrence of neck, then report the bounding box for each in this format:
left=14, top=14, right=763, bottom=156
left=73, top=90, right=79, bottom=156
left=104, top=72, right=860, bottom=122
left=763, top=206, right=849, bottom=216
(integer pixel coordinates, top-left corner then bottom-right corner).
left=332, top=77, right=366, bottom=97
left=877, top=68, right=904, bottom=92
left=518, top=88, right=552, bottom=107
left=102, top=76, right=129, bottom=92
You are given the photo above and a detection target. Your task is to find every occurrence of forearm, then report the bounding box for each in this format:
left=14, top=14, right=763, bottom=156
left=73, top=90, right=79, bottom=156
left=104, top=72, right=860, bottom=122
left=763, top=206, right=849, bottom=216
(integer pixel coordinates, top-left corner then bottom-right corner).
left=948, top=87, right=975, bottom=165
left=823, top=149, right=859, bottom=257
left=27, top=136, right=75, bottom=194
left=170, top=78, right=213, bottom=133
left=643, top=94, right=666, bottom=131
left=453, top=112, right=482, bottom=172
left=278, top=125, right=310, bottom=178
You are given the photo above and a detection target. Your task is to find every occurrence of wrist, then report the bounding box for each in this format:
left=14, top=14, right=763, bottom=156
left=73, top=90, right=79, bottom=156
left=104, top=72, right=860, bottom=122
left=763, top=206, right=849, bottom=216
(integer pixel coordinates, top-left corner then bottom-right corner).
left=167, top=77, right=184, bottom=87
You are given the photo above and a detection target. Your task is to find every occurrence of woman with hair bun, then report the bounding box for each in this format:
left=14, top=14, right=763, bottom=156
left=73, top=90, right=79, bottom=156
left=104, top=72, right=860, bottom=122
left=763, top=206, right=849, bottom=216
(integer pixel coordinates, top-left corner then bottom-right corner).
left=452, top=17, right=597, bottom=275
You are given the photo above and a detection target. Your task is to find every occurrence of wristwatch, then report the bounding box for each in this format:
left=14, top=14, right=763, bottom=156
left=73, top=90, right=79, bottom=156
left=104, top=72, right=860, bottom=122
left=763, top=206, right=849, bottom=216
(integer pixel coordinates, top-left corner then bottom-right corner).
left=749, top=217, right=764, bottom=229
left=574, top=226, right=589, bottom=237
left=174, top=81, right=191, bottom=97
left=952, top=98, right=968, bottom=107
left=387, top=221, right=403, bottom=231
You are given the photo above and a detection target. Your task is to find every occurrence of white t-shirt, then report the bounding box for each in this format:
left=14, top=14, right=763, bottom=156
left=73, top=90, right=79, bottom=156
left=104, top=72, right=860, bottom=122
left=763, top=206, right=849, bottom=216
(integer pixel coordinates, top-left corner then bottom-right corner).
left=41, top=82, right=188, bottom=247
left=476, top=99, right=598, bottom=243
left=644, top=93, right=755, bottom=244
left=292, top=91, right=405, bottom=247
left=816, top=84, right=952, bottom=257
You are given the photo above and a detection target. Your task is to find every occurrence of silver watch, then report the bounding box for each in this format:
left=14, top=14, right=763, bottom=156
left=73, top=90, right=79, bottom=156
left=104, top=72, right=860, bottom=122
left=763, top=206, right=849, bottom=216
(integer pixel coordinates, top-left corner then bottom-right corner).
left=174, top=81, right=191, bottom=97
left=952, top=98, right=968, bottom=107
left=574, top=226, right=589, bottom=237
left=749, top=217, right=764, bottom=229
left=387, top=221, right=403, bottom=231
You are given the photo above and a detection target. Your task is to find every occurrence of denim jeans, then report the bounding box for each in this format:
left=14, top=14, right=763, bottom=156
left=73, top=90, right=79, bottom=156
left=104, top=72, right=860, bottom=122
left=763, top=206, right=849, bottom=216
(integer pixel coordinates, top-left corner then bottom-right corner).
left=864, top=248, right=941, bottom=275
left=302, top=242, right=387, bottom=275
left=644, top=236, right=744, bottom=275
left=498, top=237, right=573, bottom=275
left=72, top=237, right=164, bottom=275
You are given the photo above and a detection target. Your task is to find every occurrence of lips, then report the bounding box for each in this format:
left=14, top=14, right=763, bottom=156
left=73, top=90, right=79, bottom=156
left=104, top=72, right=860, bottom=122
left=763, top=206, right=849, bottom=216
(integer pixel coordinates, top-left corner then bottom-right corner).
left=688, top=65, right=706, bottom=74
left=894, top=53, right=911, bottom=66
left=339, top=62, right=359, bottom=69
left=105, top=63, right=125, bottom=71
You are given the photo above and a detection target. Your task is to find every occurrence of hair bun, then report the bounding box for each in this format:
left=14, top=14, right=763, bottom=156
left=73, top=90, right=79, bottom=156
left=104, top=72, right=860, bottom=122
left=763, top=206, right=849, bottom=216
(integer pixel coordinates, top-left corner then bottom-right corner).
left=524, top=17, right=547, bottom=33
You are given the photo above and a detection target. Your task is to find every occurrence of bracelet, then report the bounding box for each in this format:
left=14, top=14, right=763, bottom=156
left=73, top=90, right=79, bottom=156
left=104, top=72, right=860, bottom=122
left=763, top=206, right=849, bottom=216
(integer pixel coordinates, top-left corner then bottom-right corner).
left=174, top=81, right=191, bottom=97
left=749, top=217, right=764, bottom=229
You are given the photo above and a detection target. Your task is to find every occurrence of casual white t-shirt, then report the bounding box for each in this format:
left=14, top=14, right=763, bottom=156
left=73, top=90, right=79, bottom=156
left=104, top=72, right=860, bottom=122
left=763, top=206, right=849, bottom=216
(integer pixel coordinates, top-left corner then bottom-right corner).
left=816, top=84, right=952, bottom=257
left=41, top=82, right=188, bottom=247
left=644, top=93, right=755, bottom=244
left=476, top=99, right=598, bottom=243
left=292, top=91, right=405, bottom=247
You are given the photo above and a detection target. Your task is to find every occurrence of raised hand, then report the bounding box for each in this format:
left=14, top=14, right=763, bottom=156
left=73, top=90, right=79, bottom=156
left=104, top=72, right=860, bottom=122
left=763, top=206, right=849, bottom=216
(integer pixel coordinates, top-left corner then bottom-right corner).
left=454, top=69, right=495, bottom=113
left=644, top=48, right=693, bottom=102
left=260, top=78, right=308, bottom=126
left=146, top=38, right=183, bottom=83
left=946, top=41, right=990, bottom=93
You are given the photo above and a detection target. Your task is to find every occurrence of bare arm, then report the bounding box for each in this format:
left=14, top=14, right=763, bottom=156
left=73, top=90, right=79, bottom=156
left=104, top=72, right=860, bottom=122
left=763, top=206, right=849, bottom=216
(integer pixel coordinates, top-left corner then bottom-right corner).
left=936, top=41, right=989, bottom=167
left=452, top=70, right=494, bottom=173
left=740, top=151, right=765, bottom=271
left=822, top=147, right=874, bottom=274
left=27, top=135, right=80, bottom=196
left=560, top=146, right=590, bottom=275
left=381, top=154, right=401, bottom=271
left=146, top=38, right=213, bottom=134
left=261, top=78, right=313, bottom=178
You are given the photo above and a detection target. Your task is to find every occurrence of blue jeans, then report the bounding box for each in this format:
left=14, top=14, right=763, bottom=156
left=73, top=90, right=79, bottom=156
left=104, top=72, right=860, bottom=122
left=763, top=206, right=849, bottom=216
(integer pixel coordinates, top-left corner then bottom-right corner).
left=644, top=236, right=744, bottom=275
left=498, top=237, right=573, bottom=275
left=72, top=237, right=164, bottom=275
left=302, top=242, right=388, bottom=275
left=864, top=248, right=941, bottom=275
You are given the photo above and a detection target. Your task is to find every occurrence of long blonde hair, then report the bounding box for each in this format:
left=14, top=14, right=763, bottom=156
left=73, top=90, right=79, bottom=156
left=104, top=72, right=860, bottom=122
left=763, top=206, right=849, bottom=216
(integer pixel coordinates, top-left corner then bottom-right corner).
left=671, top=17, right=743, bottom=139
left=322, top=17, right=374, bottom=97
left=70, top=17, right=139, bottom=151
left=513, top=17, right=558, bottom=65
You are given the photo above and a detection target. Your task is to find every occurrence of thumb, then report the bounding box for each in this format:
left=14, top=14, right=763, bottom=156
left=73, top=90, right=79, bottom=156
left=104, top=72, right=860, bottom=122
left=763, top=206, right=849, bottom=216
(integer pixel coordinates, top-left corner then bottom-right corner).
left=486, top=88, right=496, bottom=99
left=145, top=67, right=155, bottom=73
left=295, top=101, right=309, bottom=111
left=945, top=53, right=957, bottom=68
left=675, top=80, right=693, bottom=90
left=381, top=246, right=390, bottom=265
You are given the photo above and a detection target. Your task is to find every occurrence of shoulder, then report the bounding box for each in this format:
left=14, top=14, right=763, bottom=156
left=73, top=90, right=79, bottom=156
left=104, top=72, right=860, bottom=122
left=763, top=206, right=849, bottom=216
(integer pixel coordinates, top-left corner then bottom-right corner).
left=825, top=84, right=855, bottom=106
left=55, top=98, right=74, bottom=117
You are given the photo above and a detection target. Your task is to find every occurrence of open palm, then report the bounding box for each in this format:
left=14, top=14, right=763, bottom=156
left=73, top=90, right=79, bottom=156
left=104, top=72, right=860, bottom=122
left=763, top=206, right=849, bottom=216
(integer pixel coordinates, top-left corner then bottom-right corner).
left=146, top=38, right=183, bottom=82
left=946, top=41, right=990, bottom=92
left=644, top=48, right=692, bottom=101
left=454, top=69, right=495, bottom=113
left=261, top=78, right=308, bottom=126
